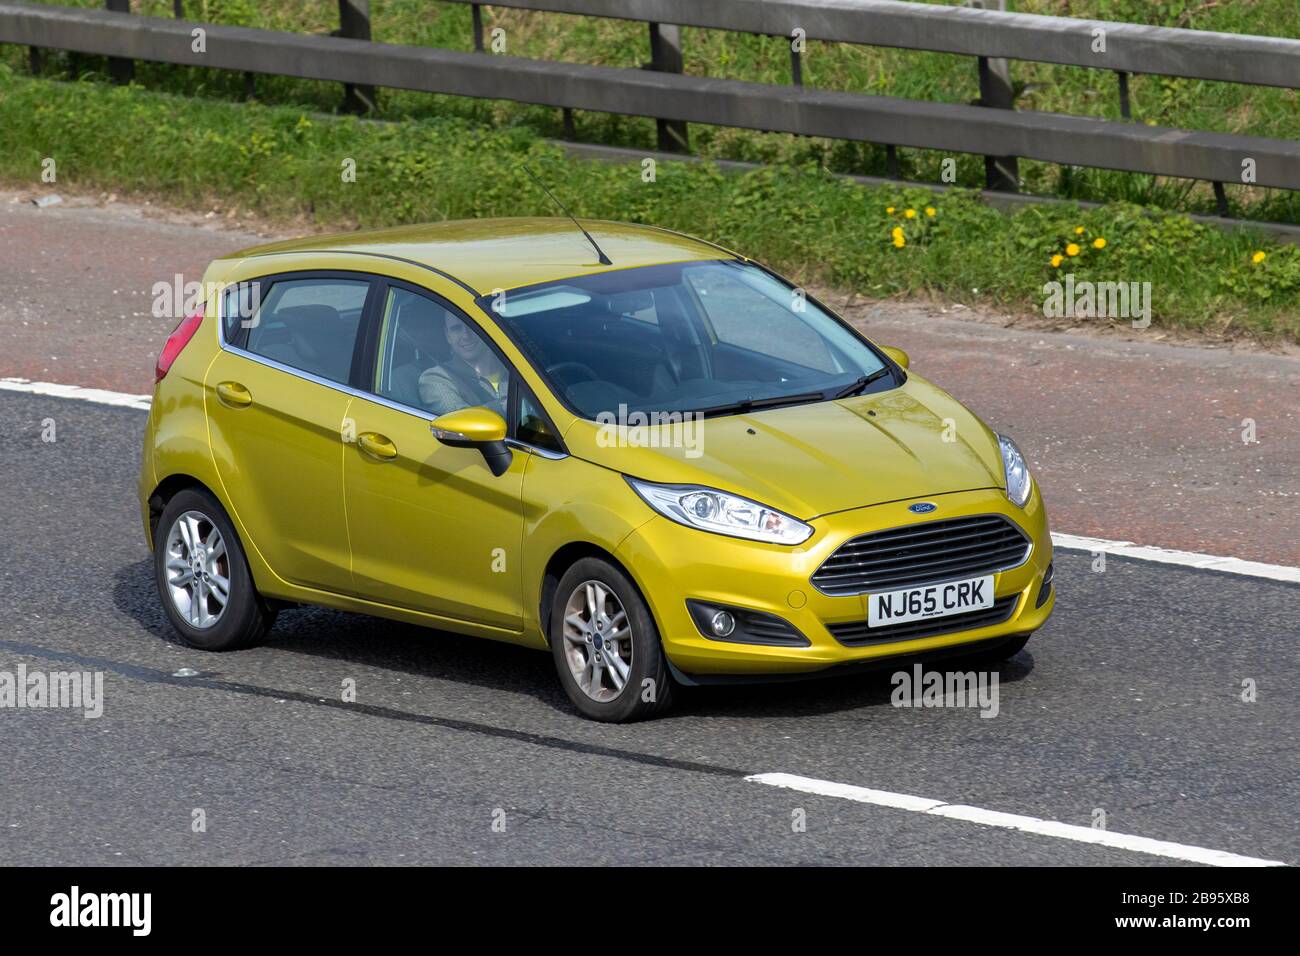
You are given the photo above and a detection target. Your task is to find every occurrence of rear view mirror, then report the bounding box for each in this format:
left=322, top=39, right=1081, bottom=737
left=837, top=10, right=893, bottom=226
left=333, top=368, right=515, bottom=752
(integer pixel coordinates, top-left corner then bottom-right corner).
left=607, top=290, right=655, bottom=316
left=431, top=407, right=512, bottom=476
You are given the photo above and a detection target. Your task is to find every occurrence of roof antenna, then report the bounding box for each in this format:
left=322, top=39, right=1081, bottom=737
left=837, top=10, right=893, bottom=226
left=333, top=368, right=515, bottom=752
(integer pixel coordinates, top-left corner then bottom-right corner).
left=522, top=163, right=612, bottom=265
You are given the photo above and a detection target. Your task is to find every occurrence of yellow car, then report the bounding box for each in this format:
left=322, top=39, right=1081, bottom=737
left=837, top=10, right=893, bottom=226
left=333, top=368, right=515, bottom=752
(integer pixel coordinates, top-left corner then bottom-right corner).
left=139, top=218, right=1054, bottom=721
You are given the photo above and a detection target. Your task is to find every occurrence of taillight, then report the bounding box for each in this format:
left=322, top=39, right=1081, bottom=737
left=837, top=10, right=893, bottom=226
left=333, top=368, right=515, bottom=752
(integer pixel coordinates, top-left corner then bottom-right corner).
left=155, top=310, right=204, bottom=383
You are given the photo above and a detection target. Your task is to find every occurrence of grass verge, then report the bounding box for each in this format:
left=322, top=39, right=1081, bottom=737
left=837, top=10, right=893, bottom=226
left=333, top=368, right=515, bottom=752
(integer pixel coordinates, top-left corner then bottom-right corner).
left=1, top=68, right=1297, bottom=341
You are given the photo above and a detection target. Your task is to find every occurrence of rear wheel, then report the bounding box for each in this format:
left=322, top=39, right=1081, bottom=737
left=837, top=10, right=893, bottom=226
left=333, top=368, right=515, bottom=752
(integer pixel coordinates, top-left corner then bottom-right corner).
left=154, top=487, right=276, bottom=651
left=550, top=558, right=674, bottom=722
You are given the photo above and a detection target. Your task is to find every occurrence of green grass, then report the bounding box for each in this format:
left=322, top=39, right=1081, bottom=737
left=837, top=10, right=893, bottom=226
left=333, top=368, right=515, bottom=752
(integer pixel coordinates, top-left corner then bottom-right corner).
left=3, top=67, right=1298, bottom=341
left=7, top=0, right=1300, bottom=222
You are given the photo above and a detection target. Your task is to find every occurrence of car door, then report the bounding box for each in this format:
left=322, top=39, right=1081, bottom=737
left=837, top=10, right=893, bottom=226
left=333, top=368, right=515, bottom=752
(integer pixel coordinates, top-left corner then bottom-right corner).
left=205, top=272, right=375, bottom=595
left=342, top=280, right=529, bottom=630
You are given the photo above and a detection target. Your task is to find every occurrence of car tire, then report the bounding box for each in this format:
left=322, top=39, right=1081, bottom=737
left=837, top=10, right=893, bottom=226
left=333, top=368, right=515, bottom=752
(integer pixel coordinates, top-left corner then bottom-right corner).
left=549, top=557, right=674, bottom=722
left=154, top=487, right=276, bottom=652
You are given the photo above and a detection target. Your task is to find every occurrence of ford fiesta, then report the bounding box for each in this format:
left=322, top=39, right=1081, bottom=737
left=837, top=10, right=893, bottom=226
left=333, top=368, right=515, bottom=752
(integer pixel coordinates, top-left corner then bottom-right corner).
left=139, top=218, right=1054, bottom=721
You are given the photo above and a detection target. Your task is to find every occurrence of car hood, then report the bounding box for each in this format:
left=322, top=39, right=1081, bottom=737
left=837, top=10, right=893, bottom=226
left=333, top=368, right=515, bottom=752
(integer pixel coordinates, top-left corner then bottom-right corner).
left=562, top=375, right=1006, bottom=519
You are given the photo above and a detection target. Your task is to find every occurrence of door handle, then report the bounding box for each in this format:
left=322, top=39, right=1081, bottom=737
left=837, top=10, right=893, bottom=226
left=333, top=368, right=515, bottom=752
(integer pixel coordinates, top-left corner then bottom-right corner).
left=215, top=381, right=252, bottom=408
left=358, top=431, right=397, bottom=461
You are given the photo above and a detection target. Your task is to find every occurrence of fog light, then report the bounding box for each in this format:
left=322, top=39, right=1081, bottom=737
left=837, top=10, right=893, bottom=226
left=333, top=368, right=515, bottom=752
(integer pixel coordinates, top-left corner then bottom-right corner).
left=709, top=610, right=736, bottom=638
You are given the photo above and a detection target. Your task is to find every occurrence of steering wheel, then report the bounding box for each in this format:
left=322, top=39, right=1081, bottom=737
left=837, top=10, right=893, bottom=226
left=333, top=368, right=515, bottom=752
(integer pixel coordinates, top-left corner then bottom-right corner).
left=546, top=361, right=601, bottom=388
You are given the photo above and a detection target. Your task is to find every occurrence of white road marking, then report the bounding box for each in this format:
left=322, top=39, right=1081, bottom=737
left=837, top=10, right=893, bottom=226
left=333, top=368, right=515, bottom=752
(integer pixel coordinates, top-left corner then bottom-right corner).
left=746, top=773, right=1288, bottom=867
left=2, top=377, right=1297, bottom=582
left=1051, top=532, right=1300, bottom=584
left=0, top=377, right=152, bottom=411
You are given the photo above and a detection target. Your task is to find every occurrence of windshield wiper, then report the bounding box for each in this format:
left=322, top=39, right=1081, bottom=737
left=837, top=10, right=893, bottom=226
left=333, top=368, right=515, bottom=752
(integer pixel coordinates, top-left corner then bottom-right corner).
left=694, top=390, right=827, bottom=419
left=830, top=366, right=891, bottom=399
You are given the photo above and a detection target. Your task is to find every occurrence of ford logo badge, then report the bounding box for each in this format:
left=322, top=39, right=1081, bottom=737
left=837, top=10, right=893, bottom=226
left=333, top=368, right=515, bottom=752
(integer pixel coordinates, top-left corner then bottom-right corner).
left=909, top=502, right=937, bottom=514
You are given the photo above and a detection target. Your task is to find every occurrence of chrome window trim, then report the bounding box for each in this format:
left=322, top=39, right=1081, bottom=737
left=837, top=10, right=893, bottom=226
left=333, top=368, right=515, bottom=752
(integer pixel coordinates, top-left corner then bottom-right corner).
left=217, top=324, right=569, bottom=460
left=505, top=437, right=568, bottom=461
left=222, top=341, right=361, bottom=398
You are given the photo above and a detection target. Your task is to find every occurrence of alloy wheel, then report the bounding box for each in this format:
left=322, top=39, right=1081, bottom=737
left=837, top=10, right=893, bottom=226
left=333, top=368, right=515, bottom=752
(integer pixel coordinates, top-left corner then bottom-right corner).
left=163, top=510, right=230, bottom=629
left=561, top=580, right=633, bottom=702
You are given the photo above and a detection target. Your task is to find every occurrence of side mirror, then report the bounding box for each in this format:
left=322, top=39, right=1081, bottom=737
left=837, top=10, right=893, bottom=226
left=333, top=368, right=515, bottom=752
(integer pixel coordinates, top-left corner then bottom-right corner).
left=881, top=345, right=910, bottom=370
left=431, top=407, right=512, bottom=476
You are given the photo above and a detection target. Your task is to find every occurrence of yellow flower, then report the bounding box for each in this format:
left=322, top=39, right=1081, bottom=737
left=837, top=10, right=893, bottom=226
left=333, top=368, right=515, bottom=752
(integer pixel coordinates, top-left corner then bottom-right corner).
left=892, top=234, right=906, bottom=248
left=886, top=206, right=895, bottom=214
left=904, top=208, right=917, bottom=219
left=1050, top=254, right=1064, bottom=268
left=924, top=207, right=936, bottom=217
left=1074, top=226, right=1085, bottom=235
left=1093, top=237, right=1107, bottom=249
left=1066, top=243, right=1080, bottom=257
left=1251, top=251, right=1267, bottom=264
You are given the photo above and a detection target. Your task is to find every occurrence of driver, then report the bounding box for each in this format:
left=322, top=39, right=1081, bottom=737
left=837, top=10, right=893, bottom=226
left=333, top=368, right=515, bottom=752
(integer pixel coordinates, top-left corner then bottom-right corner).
left=418, top=313, right=509, bottom=416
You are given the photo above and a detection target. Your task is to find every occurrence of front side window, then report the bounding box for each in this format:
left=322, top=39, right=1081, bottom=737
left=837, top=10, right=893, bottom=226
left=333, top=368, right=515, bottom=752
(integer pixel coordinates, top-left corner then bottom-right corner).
left=374, top=286, right=510, bottom=418
left=476, top=260, right=892, bottom=420
left=518, top=389, right=563, bottom=453
left=242, top=278, right=369, bottom=384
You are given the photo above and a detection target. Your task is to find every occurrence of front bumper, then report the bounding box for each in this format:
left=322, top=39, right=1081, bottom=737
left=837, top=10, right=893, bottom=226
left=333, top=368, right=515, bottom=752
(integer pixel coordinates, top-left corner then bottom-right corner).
left=615, top=486, right=1054, bottom=677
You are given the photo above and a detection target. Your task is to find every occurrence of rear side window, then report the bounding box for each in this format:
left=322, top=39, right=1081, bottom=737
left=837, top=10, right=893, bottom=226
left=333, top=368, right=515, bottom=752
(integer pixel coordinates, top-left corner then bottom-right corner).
left=221, top=282, right=260, bottom=344
left=243, top=278, right=370, bottom=384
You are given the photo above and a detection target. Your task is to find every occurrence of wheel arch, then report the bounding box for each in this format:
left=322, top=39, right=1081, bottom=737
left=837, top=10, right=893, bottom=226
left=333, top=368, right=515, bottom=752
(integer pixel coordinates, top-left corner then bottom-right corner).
left=147, top=473, right=215, bottom=543
left=538, top=542, right=656, bottom=649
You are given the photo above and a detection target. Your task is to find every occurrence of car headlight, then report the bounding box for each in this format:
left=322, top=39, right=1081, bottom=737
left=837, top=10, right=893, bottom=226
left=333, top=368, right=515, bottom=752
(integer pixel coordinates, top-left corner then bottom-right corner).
left=998, top=434, right=1033, bottom=507
left=626, top=477, right=813, bottom=545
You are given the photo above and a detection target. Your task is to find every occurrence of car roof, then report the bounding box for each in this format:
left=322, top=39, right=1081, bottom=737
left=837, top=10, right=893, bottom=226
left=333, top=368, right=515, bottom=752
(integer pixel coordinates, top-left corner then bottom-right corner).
left=222, top=217, right=737, bottom=294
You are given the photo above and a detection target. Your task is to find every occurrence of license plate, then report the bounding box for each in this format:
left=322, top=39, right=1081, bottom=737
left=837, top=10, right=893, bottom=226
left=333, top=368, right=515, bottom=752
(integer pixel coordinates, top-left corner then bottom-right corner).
left=866, top=575, right=994, bottom=627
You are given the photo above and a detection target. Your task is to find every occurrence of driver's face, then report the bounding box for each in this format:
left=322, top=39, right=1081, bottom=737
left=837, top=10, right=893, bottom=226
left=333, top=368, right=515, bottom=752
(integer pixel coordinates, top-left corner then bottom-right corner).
left=446, top=316, right=484, bottom=363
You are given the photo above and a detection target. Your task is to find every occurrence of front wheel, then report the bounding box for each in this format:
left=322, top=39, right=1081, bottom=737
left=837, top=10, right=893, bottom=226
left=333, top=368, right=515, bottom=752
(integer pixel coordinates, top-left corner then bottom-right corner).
left=154, top=487, right=276, bottom=651
left=550, top=558, right=674, bottom=722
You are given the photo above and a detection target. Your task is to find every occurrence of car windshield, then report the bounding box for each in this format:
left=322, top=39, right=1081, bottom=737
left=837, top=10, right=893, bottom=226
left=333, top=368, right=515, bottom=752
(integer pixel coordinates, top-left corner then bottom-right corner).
left=476, top=260, right=893, bottom=420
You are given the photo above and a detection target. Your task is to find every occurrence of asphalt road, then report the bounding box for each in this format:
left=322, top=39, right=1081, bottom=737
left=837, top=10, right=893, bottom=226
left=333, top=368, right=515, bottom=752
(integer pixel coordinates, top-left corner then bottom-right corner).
left=0, top=391, right=1295, bottom=866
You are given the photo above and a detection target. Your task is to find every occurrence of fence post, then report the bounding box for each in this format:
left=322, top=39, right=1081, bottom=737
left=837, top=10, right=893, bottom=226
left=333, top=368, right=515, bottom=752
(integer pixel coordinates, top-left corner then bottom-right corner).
left=471, top=4, right=485, bottom=53
left=1116, top=70, right=1132, bottom=119
left=104, top=0, right=133, bottom=84
left=648, top=22, right=689, bottom=152
left=972, top=0, right=1018, bottom=192
left=1213, top=181, right=1231, bottom=218
left=337, top=0, right=377, bottom=114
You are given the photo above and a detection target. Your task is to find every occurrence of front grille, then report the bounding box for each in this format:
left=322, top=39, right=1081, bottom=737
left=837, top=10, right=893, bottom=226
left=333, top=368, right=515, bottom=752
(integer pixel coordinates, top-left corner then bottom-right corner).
left=827, top=596, right=1019, bottom=647
left=811, top=514, right=1030, bottom=596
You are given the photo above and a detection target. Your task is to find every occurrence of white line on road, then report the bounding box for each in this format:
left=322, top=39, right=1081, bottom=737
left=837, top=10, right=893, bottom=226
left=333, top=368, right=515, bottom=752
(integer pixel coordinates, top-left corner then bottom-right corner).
left=746, top=773, right=1288, bottom=867
left=0, top=376, right=153, bottom=411
left=2, top=376, right=1297, bottom=582
left=1050, top=533, right=1300, bottom=584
